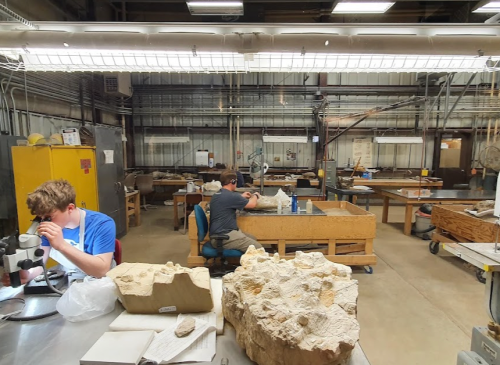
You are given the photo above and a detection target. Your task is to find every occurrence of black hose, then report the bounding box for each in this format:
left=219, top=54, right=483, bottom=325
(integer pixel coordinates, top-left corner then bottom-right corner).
left=5, top=262, right=63, bottom=321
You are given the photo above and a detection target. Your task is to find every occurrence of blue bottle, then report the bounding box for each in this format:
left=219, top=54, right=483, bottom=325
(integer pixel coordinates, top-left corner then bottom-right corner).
left=291, top=194, right=298, bottom=213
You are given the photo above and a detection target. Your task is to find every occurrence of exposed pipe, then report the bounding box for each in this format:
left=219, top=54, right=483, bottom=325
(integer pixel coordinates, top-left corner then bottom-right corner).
left=443, top=73, right=476, bottom=129
left=10, top=86, right=22, bottom=136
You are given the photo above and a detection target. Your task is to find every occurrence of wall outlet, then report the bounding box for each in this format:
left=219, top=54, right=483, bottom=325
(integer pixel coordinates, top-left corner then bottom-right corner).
left=274, top=157, right=280, bottom=162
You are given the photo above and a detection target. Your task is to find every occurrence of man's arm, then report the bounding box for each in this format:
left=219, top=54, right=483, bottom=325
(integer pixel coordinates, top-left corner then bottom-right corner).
left=244, top=193, right=260, bottom=209
left=38, top=221, right=113, bottom=278
left=55, top=246, right=112, bottom=278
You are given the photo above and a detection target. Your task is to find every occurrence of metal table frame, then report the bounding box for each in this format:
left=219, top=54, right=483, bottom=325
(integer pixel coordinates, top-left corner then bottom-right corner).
left=0, top=287, right=370, bottom=365
left=326, top=186, right=374, bottom=211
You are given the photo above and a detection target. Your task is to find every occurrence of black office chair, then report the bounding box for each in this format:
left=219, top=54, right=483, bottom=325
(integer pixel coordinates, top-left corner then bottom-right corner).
left=297, top=179, right=311, bottom=188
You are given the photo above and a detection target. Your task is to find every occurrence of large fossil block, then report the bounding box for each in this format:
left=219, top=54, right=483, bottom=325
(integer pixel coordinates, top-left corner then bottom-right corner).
left=222, top=247, right=359, bottom=365
left=107, top=262, right=213, bottom=314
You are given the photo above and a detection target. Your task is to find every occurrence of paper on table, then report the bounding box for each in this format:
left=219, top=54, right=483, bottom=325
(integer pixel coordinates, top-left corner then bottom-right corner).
left=164, top=313, right=217, bottom=364
left=142, top=318, right=212, bottom=364
left=109, top=311, right=178, bottom=332
left=104, top=150, right=114, bottom=164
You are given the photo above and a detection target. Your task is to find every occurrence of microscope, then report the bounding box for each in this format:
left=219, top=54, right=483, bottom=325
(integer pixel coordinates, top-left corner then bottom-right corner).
left=0, top=218, right=45, bottom=288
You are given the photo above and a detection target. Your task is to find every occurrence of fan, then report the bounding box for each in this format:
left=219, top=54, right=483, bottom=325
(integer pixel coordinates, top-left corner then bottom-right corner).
left=479, top=141, right=500, bottom=172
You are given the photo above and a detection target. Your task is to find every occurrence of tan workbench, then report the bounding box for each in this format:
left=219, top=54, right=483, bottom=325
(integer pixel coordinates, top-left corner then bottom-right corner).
left=380, top=189, right=496, bottom=236
left=252, top=179, right=320, bottom=187
left=153, top=179, right=202, bottom=186
left=172, top=187, right=324, bottom=230
left=125, top=190, right=141, bottom=232
left=353, top=178, right=443, bottom=191
left=188, top=201, right=376, bottom=268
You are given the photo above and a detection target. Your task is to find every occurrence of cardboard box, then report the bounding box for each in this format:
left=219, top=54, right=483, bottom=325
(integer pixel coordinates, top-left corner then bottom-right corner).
left=439, top=149, right=461, bottom=168
left=107, top=263, right=213, bottom=314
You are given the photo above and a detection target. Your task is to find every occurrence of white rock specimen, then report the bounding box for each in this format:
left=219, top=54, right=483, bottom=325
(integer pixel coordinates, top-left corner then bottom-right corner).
left=222, top=246, right=359, bottom=365
left=107, top=262, right=213, bottom=314
left=175, top=316, right=196, bottom=337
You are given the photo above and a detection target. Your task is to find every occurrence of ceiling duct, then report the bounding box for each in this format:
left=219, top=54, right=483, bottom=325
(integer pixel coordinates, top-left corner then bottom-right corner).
left=1, top=29, right=500, bottom=73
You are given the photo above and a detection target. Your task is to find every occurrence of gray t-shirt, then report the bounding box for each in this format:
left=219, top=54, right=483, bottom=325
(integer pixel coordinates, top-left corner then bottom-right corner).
left=209, top=188, right=248, bottom=235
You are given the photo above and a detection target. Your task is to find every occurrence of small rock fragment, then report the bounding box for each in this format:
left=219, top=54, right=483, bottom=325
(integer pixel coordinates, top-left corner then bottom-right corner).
left=175, top=317, right=196, bottom=337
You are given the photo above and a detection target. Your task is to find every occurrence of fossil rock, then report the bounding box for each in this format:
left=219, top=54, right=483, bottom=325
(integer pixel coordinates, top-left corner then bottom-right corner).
left=107, top=262, right=213, bottom=314
left=175, top=316, right=196, bottom=337
left=222, top=246, right=359, bottom=365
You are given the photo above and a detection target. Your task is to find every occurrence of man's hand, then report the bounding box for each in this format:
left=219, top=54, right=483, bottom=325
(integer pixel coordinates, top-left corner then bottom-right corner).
left=38, top=222, right=66, bottom=251
left=241, top=192, right=252, bottom=199
left=2, top=270, right=31, bottom=287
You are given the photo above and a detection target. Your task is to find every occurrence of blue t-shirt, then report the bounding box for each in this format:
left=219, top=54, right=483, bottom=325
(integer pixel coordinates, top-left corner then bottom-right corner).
left=41, top=209, right=116, bottom=255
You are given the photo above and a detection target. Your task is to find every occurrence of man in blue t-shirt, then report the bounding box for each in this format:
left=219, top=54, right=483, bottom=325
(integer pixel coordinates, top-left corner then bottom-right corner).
left=2, top=179, right=115, bottom=286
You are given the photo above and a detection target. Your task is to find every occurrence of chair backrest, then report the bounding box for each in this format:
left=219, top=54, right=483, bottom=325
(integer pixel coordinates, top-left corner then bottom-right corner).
left=297, top=179, right=311, bottom=188
left=185, top=193, right=203, bottom=205
left=194, top=204, right=208, bottom=243
left=114, top=239, right=122, bottom=265
left=135, top=174, right=154, bottom=195
left=124, top=173, right=136, bottom=190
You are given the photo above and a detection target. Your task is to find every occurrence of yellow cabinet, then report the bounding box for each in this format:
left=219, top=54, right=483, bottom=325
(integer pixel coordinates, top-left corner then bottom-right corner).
left=12, top=146, right=99, bottom=233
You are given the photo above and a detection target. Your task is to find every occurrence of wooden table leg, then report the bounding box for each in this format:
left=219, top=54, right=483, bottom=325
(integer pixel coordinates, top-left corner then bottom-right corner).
left=174, top=195, right=180, bottom=231
left=134, top=192, right=141, bottom=226
left=125, top=196, right=130, bottom=233
left=382, top=196, right=390, bottom=223
left=404, top=204, right=414, bottom=236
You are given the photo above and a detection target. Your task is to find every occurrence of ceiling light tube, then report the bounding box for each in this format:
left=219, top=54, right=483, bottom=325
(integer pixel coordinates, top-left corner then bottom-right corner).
left=374, top=137, right=423, bottom=144
left=332, top=2, right=395, bottom=14
left=145, top=136, right=190, bottom=144
left=263, top=136, right=308, bottom=143
left=187, top=1, right=243, bottom=7
left=473, top=1, right=500, bottom=13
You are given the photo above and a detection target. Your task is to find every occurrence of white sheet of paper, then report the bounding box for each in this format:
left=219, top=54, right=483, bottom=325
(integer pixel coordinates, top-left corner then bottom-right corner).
left=109, top=311, right=178, bottom=332
left=104, top=150, right=114, bottom=164
left=164, top=313, right=217, bottom=364
left=142, top=318, right=212, bottom=363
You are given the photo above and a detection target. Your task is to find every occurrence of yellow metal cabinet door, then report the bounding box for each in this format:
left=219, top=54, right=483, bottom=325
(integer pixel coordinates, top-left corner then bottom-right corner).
left=12, top=146, right=54, bottom=233
left=51, top=147, right=99, bottom=211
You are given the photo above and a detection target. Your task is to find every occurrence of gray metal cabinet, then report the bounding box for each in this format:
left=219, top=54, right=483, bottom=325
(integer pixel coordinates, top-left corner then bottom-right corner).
left=89, top=125, right=126, bottom=238
left=0, top=136, right=24, bottom=220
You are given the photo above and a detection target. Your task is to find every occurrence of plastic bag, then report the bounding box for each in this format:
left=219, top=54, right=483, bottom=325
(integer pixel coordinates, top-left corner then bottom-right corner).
left=56, top=276, right=117, bottom=322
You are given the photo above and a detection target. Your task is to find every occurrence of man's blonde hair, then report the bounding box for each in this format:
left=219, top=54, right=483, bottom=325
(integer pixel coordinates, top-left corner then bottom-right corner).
left=26, top=179, right=76, bottom=217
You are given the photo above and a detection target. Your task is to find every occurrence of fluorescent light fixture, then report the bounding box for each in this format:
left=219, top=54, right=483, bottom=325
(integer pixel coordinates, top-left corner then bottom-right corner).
left=187, top=1, right=243, bottom=15
left=145, top=136, right=190, bottom=144
left=374, top=137, right=423, bottom=144
left=1, top=47, right=497, bottom=73
left=473, top=1, right=500, bottom=13
left=332, top=2, right=394, bottom=14
left=263, top=136, right=308, bottom=143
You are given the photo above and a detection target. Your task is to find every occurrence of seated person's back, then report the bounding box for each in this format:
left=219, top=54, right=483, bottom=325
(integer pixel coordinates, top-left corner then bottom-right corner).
left=209, top=170, right=262, bottom=253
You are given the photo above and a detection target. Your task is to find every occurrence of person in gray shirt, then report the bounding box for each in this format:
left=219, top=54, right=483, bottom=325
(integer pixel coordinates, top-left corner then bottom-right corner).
left=209, top=170, right=263, bottom=252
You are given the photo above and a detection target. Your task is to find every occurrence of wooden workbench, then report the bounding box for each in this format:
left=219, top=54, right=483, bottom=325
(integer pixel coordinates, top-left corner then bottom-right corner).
left=153, top=179, right=202, bottom=186
left=173, top=187, right=325, bottom=230
left=380, top=189, right=496, bottom=236
left=430, top=205, right=498, bottom=251
left=125, top=190, right=141, bottom=232
left=187, top=201, right=377, bottom=268
left=253, top=179, right=320, bottom=187
left=353, top=178, right=443, bottom=191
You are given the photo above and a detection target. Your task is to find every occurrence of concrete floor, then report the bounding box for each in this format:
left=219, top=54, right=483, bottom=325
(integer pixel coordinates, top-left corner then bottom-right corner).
left=121, top=205, right=489, bottom=365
